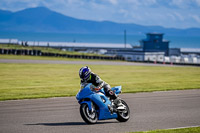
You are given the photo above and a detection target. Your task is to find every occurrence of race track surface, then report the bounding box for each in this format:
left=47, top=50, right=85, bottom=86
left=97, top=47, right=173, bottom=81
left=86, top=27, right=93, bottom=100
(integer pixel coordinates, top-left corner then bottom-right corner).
left=0, top=89, right=200, bottom=133
left=0, top=58, right=177, bottom=67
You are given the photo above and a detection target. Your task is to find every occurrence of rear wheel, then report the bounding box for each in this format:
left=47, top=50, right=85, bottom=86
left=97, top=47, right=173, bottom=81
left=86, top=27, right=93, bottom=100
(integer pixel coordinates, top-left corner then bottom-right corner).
left=116, top=100, right=130, bottom=122
left=80, top=103, right=97, bottom=124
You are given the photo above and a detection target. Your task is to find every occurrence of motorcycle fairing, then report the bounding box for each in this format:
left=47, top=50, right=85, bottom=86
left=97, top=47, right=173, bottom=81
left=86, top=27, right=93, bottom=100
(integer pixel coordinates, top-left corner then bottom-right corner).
left=76, top=83, right=118, bottom=120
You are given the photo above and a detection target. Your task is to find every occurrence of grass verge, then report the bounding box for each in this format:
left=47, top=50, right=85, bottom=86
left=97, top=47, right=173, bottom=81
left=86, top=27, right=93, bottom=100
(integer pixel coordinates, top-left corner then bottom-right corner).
left=132, top=126, right=200, bottom=133
left=0, top=54, right=117, bottom=62
left=0, top=62, right=200, bottom=101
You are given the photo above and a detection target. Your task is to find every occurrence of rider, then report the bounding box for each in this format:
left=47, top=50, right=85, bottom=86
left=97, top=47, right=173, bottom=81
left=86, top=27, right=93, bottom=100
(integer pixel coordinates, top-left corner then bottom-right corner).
left=79, top=66, right=122, bottom=108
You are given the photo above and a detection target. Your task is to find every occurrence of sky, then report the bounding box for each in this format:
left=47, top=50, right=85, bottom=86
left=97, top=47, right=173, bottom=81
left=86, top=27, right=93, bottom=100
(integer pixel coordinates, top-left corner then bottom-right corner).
left=0, top=0, right=200, bottom=29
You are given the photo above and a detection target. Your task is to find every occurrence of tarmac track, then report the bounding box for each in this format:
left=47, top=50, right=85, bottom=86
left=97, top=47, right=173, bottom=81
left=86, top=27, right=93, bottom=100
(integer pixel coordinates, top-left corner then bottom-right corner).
left=0, top=58, right=179, bottom=66
left=0, top=58, right=199, bottom=133
left=0, top=89, right=200, bottom=133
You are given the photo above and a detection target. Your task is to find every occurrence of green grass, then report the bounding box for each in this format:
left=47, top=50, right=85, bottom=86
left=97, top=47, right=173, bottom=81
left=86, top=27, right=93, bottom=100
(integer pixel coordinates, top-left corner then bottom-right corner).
left=0, top=54, right=117, bottom=62
left=0, top=62, right=200, bottom=101
left=132, top=126, right=200, bottom=133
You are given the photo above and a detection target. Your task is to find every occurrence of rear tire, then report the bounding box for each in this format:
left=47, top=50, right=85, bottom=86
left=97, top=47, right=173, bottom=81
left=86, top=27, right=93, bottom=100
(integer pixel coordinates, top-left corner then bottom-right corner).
left=116, top=100, right=130, bottom=122
left=80, top=103, right=97, bottom=124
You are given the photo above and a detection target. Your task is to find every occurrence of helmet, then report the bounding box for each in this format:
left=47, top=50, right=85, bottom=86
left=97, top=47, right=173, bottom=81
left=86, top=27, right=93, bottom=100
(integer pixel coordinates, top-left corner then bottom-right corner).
left=79, top=66, right=91, bottom=81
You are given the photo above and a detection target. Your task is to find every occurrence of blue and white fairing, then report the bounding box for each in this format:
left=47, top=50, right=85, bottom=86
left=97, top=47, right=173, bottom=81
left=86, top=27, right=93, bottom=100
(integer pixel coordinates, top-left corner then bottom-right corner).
left=76, top=83, right=122, bottom=120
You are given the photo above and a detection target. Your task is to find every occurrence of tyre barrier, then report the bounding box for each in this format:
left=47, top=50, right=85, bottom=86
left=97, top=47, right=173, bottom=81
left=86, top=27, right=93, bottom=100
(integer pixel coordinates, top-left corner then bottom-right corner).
left=0, top=48, right=125, bottom=61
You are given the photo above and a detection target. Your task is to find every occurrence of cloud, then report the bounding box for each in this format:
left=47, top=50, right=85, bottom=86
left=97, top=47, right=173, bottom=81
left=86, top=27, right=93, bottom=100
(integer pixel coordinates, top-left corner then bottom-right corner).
left=192, top=15, right=200, bottom=23
left=168, top=0, right=200, bottom=9
left=109, top=0, right=118, bottom=5
left=195, top=0, right=200, bottom=6
left=173, top=12, right=185, bottom=21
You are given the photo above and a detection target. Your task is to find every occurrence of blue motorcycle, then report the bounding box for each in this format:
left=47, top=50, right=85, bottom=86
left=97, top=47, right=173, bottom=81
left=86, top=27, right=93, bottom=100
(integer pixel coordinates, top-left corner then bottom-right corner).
left=76, top=83, right=130, bottom=124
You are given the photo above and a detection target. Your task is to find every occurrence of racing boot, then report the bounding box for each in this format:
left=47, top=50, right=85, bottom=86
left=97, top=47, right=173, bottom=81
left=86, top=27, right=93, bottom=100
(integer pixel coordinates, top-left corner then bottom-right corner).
left=108, top=104, right=114, bottom=114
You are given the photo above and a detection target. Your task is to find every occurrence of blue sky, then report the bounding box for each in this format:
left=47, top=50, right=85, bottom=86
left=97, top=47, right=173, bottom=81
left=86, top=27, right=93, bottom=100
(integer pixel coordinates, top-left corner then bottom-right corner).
left=0, top=0, right=200, bottom=29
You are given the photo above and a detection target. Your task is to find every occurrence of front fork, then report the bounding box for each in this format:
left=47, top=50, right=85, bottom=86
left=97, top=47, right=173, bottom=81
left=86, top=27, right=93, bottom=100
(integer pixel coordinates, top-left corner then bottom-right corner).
left=80, top=101, right=95, bottom=113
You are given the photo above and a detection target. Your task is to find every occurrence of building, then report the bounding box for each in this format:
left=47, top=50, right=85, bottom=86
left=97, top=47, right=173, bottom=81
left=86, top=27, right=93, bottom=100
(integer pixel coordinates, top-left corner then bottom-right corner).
left=110, top=33, right=169, bottom=62
left=169, top=48, right=181, bottom=56
left=140, top=33, right=170, bottom=55
left=180, top=48, right=200, bottom=56
left=115, top=49, right=165, bottom=62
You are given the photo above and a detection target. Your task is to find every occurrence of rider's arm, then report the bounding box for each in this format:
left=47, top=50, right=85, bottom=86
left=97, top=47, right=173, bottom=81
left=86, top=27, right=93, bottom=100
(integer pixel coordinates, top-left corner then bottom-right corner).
left=80, top=81, right=88, bottom=90
left=95, top=75, right=105, bottom=89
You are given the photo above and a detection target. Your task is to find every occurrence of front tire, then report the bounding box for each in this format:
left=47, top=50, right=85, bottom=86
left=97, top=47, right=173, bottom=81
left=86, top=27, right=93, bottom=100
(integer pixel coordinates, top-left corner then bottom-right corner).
left=116, top=100, right=130, bottom=122
left=80, top=103, right=97, bottom=124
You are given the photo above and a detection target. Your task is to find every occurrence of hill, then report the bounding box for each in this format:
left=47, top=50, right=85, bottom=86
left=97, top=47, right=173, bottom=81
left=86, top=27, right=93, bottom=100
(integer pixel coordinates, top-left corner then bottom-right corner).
left=0, top=7, right=200, bottom=36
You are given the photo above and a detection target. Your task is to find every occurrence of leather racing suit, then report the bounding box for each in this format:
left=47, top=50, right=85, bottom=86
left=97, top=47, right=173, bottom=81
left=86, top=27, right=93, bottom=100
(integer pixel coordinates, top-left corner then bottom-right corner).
left=80, top=72, right=117, bottom=100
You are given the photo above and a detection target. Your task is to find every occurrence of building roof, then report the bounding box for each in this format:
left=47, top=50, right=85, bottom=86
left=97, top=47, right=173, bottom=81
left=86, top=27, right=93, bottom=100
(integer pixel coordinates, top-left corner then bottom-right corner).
left=0, top=38, right=133, bottom=49
left=181, top=48, right=200, bottom=53
left=0, top=39, right=19, bottom=43
left=28, top=41, right=133, bottom=49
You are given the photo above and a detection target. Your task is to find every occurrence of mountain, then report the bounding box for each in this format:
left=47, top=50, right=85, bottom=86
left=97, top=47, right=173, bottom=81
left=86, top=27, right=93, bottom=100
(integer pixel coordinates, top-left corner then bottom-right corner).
left=0, top=7, right=200, bottom=36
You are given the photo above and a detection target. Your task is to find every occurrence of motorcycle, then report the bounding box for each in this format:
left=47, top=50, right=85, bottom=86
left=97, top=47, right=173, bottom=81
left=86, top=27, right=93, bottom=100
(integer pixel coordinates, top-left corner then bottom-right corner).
left=76, top=83, right=130, bottom=124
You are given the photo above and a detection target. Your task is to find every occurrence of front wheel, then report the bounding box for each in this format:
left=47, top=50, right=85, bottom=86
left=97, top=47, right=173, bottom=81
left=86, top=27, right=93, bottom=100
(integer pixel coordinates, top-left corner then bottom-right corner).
left=80, top=103, right=97, bottom=124
left=116, top=100, right=130, bottom=122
